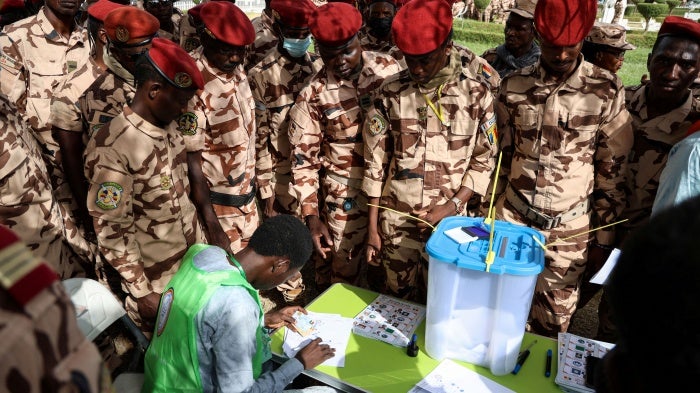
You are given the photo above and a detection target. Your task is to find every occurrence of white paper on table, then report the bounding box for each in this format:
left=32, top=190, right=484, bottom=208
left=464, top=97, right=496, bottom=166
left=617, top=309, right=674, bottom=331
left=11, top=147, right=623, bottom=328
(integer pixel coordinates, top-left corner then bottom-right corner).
left=283, top=312, right=353, bottom=367
left=589, top=248, right=621, bottom=285
left=408, top=359, right=516, bottom=393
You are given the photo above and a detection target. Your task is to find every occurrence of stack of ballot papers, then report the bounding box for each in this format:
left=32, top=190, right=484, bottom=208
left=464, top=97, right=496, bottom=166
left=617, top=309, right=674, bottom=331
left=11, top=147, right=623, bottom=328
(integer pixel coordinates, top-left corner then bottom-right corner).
left=555, top=333, right=614, bottom=393
left=282, top=312, right=354, bottom=367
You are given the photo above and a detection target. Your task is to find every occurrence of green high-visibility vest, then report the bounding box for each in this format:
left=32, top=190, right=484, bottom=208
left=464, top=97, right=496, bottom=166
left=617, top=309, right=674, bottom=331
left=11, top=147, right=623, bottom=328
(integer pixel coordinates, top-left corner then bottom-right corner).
left=142, top=244, right=267, bottom=392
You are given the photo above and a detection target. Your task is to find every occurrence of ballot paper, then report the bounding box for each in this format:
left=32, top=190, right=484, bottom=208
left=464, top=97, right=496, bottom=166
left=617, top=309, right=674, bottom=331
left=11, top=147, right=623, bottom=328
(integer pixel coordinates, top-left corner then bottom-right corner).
left=283, top=312, right=354, bottom=367
left=589, top=248, right=621, bottom=285
left=408, top=359, right=516, bottom=393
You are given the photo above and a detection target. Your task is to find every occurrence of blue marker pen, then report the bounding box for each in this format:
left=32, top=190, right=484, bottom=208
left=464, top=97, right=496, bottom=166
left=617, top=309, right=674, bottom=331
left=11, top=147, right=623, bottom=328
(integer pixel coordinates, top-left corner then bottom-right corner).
left=545, top=349, right=553, bottom=377
left=512, top=340, right=537, bottom=375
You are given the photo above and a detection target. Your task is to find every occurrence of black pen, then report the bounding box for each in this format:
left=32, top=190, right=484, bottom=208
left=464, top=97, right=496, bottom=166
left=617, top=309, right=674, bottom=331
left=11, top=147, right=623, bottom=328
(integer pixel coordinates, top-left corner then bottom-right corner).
left=512, top=340, right=537, bottom=375
left=545, top=349, right=553, bottom=377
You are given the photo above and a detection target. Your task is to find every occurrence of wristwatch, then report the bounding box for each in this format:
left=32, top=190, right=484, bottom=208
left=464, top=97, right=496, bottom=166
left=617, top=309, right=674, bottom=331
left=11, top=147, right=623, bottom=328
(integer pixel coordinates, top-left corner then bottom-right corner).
left=450, top=196, right=464, bottom=213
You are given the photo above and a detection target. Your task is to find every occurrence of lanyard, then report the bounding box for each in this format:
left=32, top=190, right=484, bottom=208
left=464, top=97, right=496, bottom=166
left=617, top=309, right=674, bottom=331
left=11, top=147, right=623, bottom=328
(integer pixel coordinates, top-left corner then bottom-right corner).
left=422, top=83, right=447, bottom=125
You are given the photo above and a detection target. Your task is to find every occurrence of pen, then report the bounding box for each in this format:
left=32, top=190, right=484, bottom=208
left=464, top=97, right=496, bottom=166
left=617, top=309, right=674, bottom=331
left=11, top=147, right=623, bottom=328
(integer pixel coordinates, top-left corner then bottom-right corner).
left=512, top=340, right=537, bottom=375
left=545, top=349, right=552, bottom=377
left=407, top=333, right=419, bottom=357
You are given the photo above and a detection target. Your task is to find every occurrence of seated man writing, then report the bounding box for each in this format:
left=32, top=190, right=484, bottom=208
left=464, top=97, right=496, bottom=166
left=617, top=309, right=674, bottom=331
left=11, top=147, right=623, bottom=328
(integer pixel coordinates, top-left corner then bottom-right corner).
left=143, top=215, right=336, bottom=392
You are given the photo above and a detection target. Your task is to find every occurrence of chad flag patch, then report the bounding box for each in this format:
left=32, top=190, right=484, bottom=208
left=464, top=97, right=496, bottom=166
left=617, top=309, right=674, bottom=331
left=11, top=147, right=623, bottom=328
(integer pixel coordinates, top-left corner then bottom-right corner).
left=480, top=116, right=498, bottom=144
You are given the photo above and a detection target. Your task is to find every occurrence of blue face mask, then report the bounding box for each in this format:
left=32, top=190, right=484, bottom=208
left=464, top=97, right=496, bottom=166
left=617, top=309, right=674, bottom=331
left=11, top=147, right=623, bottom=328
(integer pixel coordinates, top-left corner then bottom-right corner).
left=282, top=36, right=312, bottom=58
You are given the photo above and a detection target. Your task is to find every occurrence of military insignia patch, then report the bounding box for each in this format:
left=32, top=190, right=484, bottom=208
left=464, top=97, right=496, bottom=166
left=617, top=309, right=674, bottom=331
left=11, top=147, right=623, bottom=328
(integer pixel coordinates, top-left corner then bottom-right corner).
left=177, top=112, right=198, bottom=135
left=369, top=115, right=387, bottom=136
left=480, top=116, right=498, bottom=144
left=417, top=107, right=428, bottom=120
left=160, top=175, right=172, bottom=190
left=479, top=63, right=494, bottom=80
left=173, top=72, right=192, bottom=88
left=359, top=94, right=371, bottom=110
left=156, top=288, right=174, bottom=336
left=96, top=182, right=123, bottom=210
left=115, top=26, right=130, bottom=43
left=0, top=52, right=20, bottom=70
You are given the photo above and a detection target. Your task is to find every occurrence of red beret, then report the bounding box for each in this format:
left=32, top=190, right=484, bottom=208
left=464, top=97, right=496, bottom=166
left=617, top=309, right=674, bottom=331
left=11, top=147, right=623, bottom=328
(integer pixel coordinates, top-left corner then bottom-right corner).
left=534, top=0, right=596, bottom=47
left=395, top=0, right=411, bottom=7
left=310, top=3, right=362, bottom=48
left=200, top=1, right=255, bottom=46
left=104, top=7, right=160, bottom=46
left=187, top=3, right=205, bottom=23
left=392, top=0, right=452, bottom=56
left=147, top=38, right=204, bottom=90
left=658, top=16, right=700, bottom=44
left=271, top=0, right=316, bottom=28
left=87, top=0, right=125, bottom=23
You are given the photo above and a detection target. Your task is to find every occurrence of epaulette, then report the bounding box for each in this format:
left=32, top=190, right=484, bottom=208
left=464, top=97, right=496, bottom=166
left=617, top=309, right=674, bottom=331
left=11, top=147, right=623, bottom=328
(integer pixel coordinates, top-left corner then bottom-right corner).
left=0, top=227, right=58, bottom=306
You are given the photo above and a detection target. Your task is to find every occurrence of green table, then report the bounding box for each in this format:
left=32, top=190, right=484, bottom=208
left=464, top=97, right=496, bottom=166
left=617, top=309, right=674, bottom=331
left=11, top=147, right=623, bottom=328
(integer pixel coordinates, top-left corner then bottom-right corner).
left=270, top=283, right=562, bottom=393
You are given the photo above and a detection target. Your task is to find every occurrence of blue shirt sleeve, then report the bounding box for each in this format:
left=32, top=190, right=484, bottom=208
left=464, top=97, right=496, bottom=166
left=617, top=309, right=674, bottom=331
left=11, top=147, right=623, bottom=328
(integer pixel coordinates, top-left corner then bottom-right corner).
left=196, top=286, right=304, bottom=393
left=652, top=134, right=700, bottom=217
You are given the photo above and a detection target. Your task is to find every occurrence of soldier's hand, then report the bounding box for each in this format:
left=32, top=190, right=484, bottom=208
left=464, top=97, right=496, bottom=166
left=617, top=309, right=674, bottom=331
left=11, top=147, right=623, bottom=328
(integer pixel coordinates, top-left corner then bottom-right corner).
left=137, top=292, right=162, bottom=326
left=306, top=215, right=332, bottom=258
left=366, top=230, right=382, bottom=266
left=418, top=202, right=455, bottom=229
left=263, top=197, right=278, bottom=219
left=296, top=338, right=335, bottom=370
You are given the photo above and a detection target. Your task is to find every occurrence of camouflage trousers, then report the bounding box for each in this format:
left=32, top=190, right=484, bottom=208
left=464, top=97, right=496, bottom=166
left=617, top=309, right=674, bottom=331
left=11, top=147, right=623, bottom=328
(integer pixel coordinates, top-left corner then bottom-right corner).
left=495, top=195, right=590, bottom=338
left=270, top=178, right=300, bottom=216
left=214, top=201, right=260, bottom=253
left=314, top=178, right=368, bottom=289
left=373, top=209, right=430, bottom=303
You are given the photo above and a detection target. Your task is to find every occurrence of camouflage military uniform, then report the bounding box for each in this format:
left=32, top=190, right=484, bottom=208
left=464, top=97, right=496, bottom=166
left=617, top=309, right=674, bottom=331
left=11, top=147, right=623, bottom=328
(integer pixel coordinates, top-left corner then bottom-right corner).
left=248, top=48, right=323, bottom=216
left=78, top=55, right=137, bottom=139
left=179, top=11, right=200, bottom=52
left=85, top=106, right=205, bottom=330
left=0, top=228, right=113, bottom=393
left=156, top=11, right=182, bottom=44
left=290, top=51, right=401, bottom=288
left=0, top=7, right=91, bottom=276
left=245, top=11, right=278, bottom=71
left=179, top=47, right=259, bottom=252
left=357, top=26, right=406, bottom=68
left=493, top=58, right=633, bottom=336
left=0, top=103, right=82, bottom=278
left=363, top=48, right=498, bottom=302
left=456, top=44, right=501, bottom=93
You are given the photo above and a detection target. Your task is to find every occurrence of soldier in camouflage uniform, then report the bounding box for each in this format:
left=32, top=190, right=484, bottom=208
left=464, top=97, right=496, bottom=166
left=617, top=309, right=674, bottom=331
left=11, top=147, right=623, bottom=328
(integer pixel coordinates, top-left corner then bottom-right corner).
left=363, top=0, right=498, bottom=302
left=248, top=0, right=320, bottom=301
left=143, top=0, right=181, bottom=44
left=581, top=22, right=635, bottom=74
left=493, top=0, right=633, bottom=337
left=78, top=7, right=159, bottom=139
left=290, top=2, right=400, bottom=290
left=178, top=1, right=257, bottom=255
left=0, top=225, right=113, bottom=393
left=0, top=0, right=90, bottom=278
left=481, top=0, right=540, bottom=78
left=0, top=99, right=80, bottom=278
left=179, top=3, right=204, bottom=52
left=246, top=0, right=278, bottom=71
left=357, top=0, right=404, bottom=65
left=592, top=17, right=700, bottom=341
left=84, top=39, right=206, bottom=333
left=249, top=0, right=321, bottom=219
left=48, top=0, right=125, bottom=280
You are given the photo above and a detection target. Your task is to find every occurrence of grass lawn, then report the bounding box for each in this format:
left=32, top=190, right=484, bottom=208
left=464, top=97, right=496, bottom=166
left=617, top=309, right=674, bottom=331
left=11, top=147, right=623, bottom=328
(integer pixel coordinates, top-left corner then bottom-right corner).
left=454, top=19, right=656, bottom=87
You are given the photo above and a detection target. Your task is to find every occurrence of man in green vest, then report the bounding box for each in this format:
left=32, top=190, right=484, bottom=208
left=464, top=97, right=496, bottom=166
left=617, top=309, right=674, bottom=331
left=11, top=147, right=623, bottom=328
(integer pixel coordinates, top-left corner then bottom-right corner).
left=143, top=215, right=336, bottom=392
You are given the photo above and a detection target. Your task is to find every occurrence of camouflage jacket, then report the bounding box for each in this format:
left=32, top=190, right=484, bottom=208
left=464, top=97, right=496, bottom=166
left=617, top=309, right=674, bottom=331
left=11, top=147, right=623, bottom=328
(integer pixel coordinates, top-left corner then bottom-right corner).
left=49, top=57, right=103, bottom=140
left=179, top=48, right=257, bottom=214
left=289, top=50, right=401, bottom=218
left=362, top=48, right=498, bottom=213
left=496, top=58, right=633, bottom=244
left=245, top=11, right=277, bottom=71
left=85, top=106, right=204, bottom=298
left=248, top=47, right=323, bottom=199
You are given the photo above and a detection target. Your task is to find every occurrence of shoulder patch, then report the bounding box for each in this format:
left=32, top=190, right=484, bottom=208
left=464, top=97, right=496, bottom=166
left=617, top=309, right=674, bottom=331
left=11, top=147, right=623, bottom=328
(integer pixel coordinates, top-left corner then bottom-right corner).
left=96, top=182, right=123, bottom=210
left=156, top=288, right=174, bottom=336
left=479, top=63, right=494, bottom=80
left=0, top=52, right=20, bottom=71
left=480, top=116, right=498, bottom=144
left=177, top=112, right=198, bottom=136
left=369, top=114, right=388, bottom=136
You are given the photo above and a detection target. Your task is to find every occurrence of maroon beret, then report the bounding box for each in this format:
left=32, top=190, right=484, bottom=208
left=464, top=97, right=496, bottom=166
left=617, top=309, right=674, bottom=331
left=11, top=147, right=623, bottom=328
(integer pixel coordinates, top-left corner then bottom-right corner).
left=392, top=0, right=452, bottom=56
left=534, top=0, right=596, bottom=47
left=271, top=0, right=316, bottom=28
left=187, top=3, right=205, bottom=23
left=104, top=7, right=159, bottom=46
left=87, top=0, right=125, bottom=22
left=658, top=16, right=700, bottom=44
left=200, top=1, right=255, bottom=46
left=310, top=3, right=362, bottom=48
left=147, top=38, right=204, bottom=90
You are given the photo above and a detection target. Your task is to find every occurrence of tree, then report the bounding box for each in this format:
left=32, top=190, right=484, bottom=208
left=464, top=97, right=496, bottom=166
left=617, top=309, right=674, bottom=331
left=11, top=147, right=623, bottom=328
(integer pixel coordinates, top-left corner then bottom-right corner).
left=636, top=2, right=669, bottom=31
left=667, top=0, right=681, bottom=13
left=473, top=0, right=491, bottom=21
